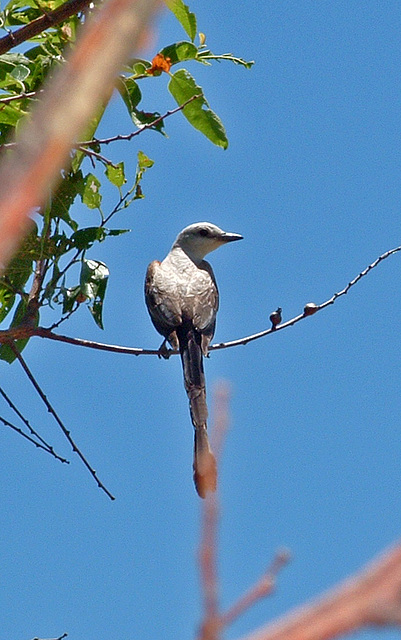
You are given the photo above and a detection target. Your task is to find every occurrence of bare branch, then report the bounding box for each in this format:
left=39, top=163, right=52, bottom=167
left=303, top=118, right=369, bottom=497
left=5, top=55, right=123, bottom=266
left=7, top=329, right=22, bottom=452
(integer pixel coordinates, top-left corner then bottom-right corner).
left=237, top=540, right=401, bottom=640
left=9, top=342, right=115, bottom=500
left=0, top=413, right=69, bottom=462
left=0, top=385, right=69, bottom=463
left=211, top=244, right=401, bottom=352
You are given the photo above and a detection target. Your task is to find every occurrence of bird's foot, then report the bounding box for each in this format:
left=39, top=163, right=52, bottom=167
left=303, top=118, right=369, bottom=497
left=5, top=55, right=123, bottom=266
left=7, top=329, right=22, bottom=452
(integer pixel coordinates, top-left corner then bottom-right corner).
left=158, top=340, right=172, bottom=360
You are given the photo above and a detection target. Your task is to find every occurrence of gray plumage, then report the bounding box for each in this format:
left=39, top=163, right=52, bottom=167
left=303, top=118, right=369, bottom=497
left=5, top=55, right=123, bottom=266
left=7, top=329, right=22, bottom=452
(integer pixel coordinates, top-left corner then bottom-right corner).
left=145, top=222, right=242, bottom=497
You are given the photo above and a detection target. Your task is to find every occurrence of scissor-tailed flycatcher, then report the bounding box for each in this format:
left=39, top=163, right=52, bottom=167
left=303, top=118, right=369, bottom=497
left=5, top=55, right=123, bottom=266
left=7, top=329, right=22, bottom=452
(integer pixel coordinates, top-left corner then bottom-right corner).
left=145, top=222, right=243, bottom=497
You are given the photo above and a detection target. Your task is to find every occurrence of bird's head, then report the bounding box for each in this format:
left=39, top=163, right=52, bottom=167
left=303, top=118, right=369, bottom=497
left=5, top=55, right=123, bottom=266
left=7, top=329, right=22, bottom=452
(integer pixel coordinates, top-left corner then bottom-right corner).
left=173, top=222, right=243, bottom=262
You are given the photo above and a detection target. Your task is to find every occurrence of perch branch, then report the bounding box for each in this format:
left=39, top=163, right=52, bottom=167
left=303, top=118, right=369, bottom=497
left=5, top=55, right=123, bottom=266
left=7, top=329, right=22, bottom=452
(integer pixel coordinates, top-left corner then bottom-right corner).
left=0, top=244, right=399, bottom=356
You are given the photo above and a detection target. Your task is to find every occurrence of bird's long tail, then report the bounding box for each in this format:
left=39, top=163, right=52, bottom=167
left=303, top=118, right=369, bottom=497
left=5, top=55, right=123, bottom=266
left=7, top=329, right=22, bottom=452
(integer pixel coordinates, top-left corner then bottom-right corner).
left=178, top=325, right=217, bottom=498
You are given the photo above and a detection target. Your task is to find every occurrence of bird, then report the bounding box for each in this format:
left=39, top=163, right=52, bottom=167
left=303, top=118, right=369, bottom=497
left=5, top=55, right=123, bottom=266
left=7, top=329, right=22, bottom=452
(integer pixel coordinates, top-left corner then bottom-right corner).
left=145, top=222, right=243, bottom=497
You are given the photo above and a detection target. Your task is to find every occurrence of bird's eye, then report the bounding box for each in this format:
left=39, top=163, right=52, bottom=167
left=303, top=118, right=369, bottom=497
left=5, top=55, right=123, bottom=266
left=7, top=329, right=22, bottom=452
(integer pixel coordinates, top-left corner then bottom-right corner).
left=199, top=229, right=209, bottom=237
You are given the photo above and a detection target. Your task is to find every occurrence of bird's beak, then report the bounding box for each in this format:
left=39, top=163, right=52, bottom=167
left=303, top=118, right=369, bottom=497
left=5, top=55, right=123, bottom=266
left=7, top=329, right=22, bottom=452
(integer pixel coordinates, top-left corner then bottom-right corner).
left=221, top=232, right=243, bottom=242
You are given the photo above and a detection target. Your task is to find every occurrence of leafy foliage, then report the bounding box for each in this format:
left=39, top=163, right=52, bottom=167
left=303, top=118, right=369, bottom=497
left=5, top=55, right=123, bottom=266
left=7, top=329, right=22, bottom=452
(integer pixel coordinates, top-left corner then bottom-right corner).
left=0, top=0, right=252, bottom=361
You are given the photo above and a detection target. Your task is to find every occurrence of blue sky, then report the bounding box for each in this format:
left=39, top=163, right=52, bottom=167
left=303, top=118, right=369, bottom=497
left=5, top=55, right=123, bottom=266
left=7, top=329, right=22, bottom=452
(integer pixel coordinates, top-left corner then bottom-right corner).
left=1, top=2, right=401, bottom=639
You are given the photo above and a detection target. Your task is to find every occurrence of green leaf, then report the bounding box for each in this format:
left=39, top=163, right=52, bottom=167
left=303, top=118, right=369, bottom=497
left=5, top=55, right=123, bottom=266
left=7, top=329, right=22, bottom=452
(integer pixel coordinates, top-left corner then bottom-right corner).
left=61, top=284, right=80, bottom=314
left=168, top=69, right=228, bottom=149
left=69, top=227, right=130, bottom=251
left=137, top=150, right=154, bottom=170
left=196, top=49, right=255, bottom=69
left=10, top=64, right=30, bottom=82
left=0, top=102, right=26, bottom=126
left=107, top=229, right=130, bottom=237
left=71, top=104, right=107, bottom=173
left=0, top=53, right=31, bottom=66
left=165, top=0, right=197, bottom=41
left=160, top=41, right=198, bottom=65
left=118, top=76, right=142, bottom=117
left=0, top=287, right=15, bottom=324
left=80, top=259, right=109, bottom=329
left=0, top=298, right=38, bottom=363
left=132, top=109, right=165, bottom=134
left=82, top=173, right=102, bottom=210
left=105, top=162, right=126, bottom=188
left=1, top=224, right=37, bottom=293
left=70, top=227, right=106, bottom=250
left=47, top=170, right=82, bottom=230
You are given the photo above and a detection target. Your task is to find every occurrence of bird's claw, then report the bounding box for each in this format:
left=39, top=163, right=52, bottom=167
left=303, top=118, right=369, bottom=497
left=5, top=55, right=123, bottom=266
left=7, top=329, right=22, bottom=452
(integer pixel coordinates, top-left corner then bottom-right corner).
left=158, top=340, right=172, bottom=360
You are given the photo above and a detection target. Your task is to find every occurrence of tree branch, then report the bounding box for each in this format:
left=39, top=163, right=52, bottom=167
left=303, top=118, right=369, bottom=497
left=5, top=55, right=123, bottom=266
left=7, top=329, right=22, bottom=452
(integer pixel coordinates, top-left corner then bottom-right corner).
left=211, top=244, right=401, bottom=351
left=237, top=540, right=401, bottom=640
left=0, top=0, right=93, bottom=55
left=0, top=244, right=398, bottom=356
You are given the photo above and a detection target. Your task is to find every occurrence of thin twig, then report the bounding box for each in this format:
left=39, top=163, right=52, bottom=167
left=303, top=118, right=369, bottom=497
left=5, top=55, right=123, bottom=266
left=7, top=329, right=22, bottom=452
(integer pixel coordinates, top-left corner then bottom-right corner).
left=0, top=385, right=68, bottom=462
left=31, top=634, right=68, bottom=640
left=211, top=244, right=401, bottom=351
left=77, top=144, right=116, bottom=166
left=0, top=91, right=38, bottom=104
left=0, top=413, right=69, bottom=462
left=1, top=95, right=203, bottom=152
left=78, top=94, right=202, bottom=147
left=221, top=549, right=291, bottom=628
left=9, top=342, right=115, bottom=500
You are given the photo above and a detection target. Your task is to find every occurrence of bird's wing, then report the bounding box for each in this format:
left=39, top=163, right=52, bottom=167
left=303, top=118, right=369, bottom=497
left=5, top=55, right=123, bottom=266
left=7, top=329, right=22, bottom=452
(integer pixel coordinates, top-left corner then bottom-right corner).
left=191, top=261, right=219, bottom=333
left=145, top=260, right=182, bottom=337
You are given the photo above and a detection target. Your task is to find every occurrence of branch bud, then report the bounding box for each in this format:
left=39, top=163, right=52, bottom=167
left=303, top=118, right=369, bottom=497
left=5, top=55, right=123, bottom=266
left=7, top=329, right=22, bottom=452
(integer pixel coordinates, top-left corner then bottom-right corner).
left=303, top=302, right=318, bottom=316
left=269, top=307, right=282, bottom=329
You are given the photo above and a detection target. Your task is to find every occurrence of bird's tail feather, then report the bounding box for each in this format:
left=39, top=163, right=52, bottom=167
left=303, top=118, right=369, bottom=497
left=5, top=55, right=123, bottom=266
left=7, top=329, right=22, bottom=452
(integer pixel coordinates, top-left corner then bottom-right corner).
left=178, top=325, right=217, bottom=498
left=193, top=426, right=217, bottom=498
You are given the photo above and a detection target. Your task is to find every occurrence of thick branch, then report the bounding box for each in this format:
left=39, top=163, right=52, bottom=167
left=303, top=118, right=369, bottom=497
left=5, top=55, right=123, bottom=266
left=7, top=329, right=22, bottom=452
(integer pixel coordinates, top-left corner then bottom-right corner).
left=0, top=0, right=92, bottom=55
left=238, top=540, right=401, bottom=640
